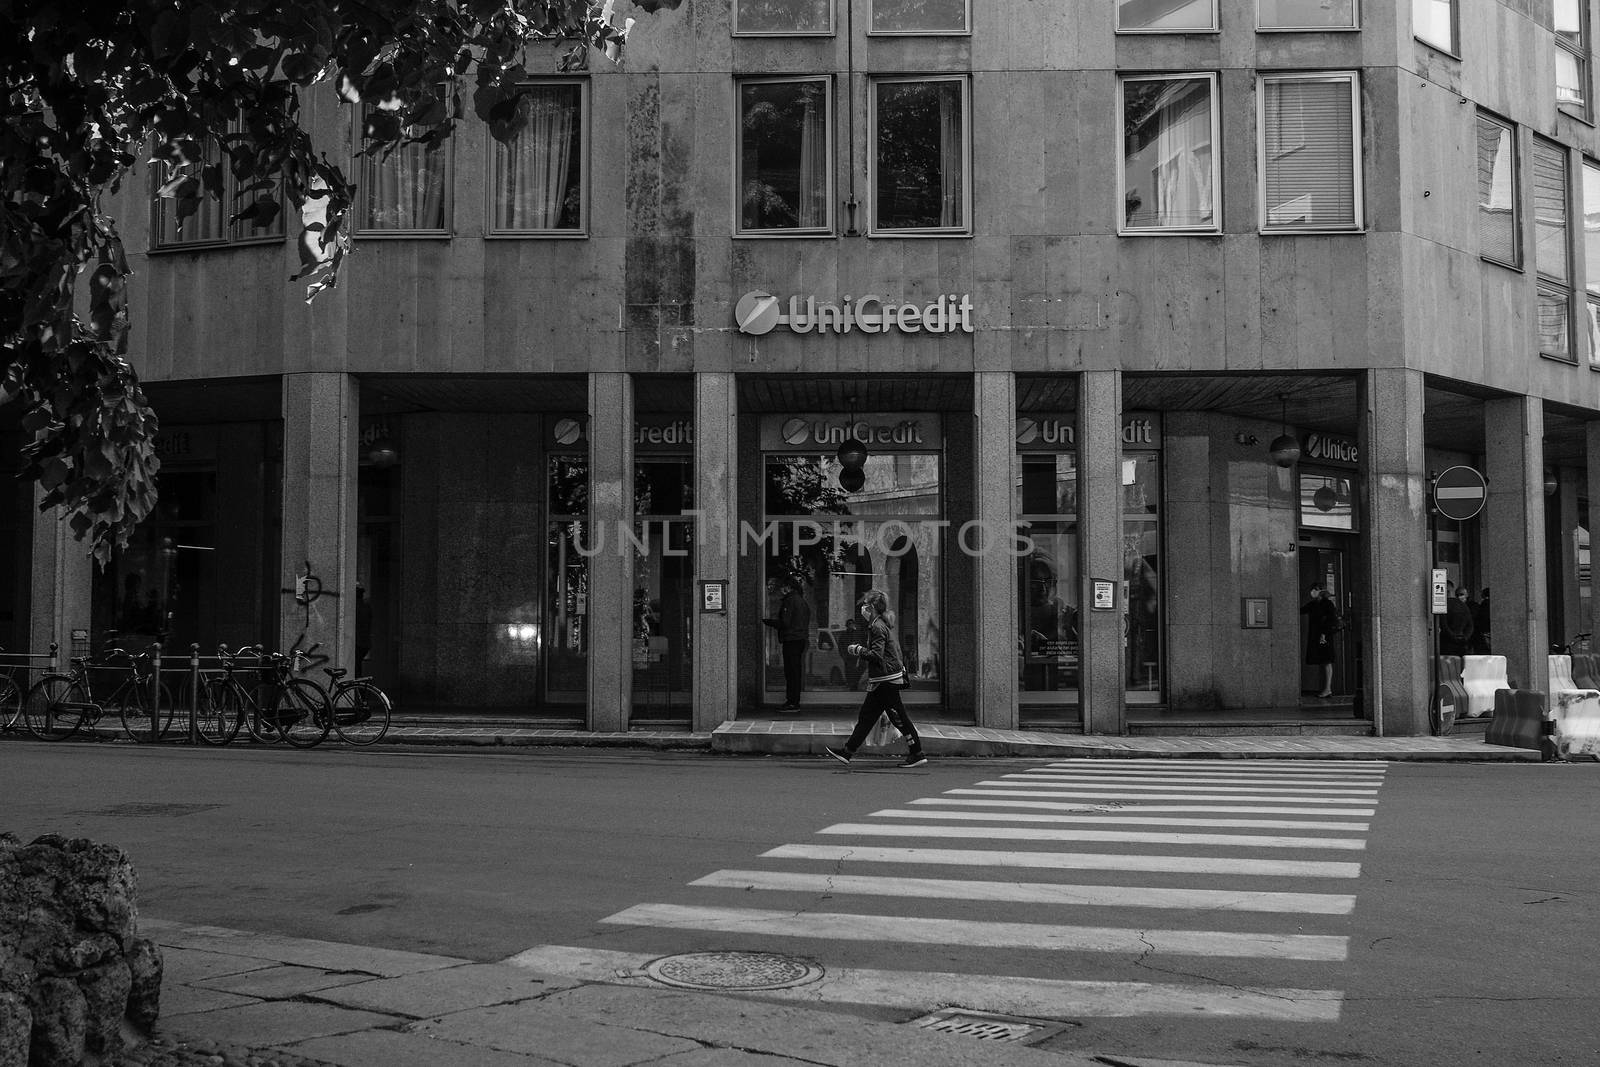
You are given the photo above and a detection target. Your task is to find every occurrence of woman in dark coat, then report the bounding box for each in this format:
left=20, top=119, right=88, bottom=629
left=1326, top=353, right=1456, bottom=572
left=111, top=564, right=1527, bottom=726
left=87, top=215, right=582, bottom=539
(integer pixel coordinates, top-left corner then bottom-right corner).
left=826, top=589, right=927, bottom=768
left=1300, top=583, right=1339, bottom=698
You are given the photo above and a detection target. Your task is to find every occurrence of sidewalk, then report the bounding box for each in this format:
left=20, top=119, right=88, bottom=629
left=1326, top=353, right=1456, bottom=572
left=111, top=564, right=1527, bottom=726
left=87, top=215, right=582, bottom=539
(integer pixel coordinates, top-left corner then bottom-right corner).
left=371, top=717, right=1535, bottom=762
left=134, top=918, right=1228, bottom=1067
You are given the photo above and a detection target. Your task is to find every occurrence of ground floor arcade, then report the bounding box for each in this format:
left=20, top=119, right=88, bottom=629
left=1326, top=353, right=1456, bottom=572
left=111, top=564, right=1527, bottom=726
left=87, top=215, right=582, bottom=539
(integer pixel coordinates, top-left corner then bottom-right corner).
left=7, top=369, right=1597, bottom=737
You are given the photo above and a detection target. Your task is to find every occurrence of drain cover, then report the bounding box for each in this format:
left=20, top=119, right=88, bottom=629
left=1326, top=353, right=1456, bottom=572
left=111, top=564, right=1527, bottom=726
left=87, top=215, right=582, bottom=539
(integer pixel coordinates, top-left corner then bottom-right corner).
left=910, top=1008, right=1074, bottom=1045
left=643, top=951, right=823, bottom=991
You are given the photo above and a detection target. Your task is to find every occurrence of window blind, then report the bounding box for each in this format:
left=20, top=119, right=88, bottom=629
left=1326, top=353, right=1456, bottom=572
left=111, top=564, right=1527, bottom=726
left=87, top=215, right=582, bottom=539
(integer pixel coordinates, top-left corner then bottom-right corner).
left=1261, top=76, right=1357, bottom=230
left=1476, top=115, right=1517, bottom=265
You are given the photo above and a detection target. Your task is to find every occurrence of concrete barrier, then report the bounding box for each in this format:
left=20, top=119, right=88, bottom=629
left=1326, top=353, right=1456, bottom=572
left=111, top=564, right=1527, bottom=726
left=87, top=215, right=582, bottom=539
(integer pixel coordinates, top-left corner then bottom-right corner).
left=1484, top=689, right=1555, bottom=760
left=1459, top=655, right=1507, bottom=719
left=1571, top=652, right=1600, bottom=691
left=1546, top=655, right=1600, bottom=759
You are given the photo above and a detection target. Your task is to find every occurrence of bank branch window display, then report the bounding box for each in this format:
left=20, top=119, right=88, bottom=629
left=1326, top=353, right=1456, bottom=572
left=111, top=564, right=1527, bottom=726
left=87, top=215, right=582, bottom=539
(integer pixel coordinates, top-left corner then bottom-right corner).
left=760, top=415, right=943, bottom=705
left=1016, top=425, right=1081, bottom=705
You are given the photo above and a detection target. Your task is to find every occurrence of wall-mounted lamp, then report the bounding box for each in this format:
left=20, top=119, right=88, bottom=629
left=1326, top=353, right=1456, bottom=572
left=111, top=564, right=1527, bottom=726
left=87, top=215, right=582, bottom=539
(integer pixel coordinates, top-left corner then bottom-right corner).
left=1267, top=394, right=1300, bottom=468
left=367, top=445, right=400, bottom=468
left=1544, top=468, right=1559, bottom=497
left=1233, top=432, right=1258, bottom=446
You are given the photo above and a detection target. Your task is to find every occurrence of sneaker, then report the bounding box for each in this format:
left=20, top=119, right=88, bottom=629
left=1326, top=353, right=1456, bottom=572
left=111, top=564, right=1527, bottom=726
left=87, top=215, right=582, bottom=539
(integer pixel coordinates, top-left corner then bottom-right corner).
left=825, top=746, right=853, bottom=765
left=898, top=753, right=928, bottom=768
left=778, top=703, right=801, bottom=713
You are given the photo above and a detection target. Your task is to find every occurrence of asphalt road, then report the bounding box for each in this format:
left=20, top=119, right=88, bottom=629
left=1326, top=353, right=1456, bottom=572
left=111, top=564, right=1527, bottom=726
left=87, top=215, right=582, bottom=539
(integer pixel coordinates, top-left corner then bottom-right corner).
left=2, top=741, right=1596, bottom=1066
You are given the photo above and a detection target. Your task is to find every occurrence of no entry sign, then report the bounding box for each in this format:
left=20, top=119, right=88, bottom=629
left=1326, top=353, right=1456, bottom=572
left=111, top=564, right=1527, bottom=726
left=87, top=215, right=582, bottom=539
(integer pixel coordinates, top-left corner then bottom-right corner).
left=1433, top=465, right=1487, bottom=521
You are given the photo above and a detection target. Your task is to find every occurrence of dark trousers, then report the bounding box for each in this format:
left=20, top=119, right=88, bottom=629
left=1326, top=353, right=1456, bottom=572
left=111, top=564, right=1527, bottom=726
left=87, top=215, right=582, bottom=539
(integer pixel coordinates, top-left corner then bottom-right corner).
left=781, top=641, right=806, bottom=705
left=845, top=683, right=922, bottom=754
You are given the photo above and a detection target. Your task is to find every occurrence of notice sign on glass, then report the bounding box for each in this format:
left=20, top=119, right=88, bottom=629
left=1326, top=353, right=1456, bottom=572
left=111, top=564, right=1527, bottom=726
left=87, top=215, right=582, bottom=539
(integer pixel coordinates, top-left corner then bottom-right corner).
left=1092, top=579, right=1116, bottom=611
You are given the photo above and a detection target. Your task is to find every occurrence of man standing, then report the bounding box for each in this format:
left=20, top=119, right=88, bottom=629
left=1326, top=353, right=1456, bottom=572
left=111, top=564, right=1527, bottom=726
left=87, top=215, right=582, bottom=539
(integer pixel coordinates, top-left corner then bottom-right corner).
left=764, top=578, right=812, bottom=712
left=1441, top=584, right=1475, bottom=657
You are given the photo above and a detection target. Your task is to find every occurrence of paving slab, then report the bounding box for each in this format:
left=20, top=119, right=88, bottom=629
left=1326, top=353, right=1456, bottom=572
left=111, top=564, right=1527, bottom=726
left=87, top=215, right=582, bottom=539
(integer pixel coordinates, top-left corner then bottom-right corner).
left=286, top=1028, right=568, bottom=1067
left=158, top=1000, right=404, bottom=1047
left=159, top=983, right=261, bottom=1017
left=412, top=1001, right=703, bottom=1067
left=314, top=962, right=580, bottom=1018
left=160, top=945, right=281, bottom=984
left=143, top=917, right=471, bottom=977
left=196, top=963, right=379, bottom=999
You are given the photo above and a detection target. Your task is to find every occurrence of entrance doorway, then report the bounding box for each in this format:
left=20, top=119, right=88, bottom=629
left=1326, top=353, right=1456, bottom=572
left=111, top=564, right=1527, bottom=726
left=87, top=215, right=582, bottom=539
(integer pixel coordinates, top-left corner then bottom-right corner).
left=1298, top=535, right=1354, bottom=700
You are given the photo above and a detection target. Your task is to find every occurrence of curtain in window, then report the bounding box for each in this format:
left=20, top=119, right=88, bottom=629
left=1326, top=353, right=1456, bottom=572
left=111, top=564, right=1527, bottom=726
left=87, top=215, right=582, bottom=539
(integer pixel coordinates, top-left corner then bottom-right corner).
left=1583, top=162, right=1600, bottom=298
left=1262, top=77, right=1356, bottom=230
left=1477, top=117, right=1517, bottom=263
left=362, top=132, right=448, bottom=230
left=1126, top=78, right=1212, bottom=229
left=155, top=151, right=226, bottom=245
left=740, top=80, right=829, bottom=232
left=493, top=86, right=581, bottom=231
left=796, top=92, right=827, bottom=229
left=874, top=79, right=965, bottom=231
left=938, top=84, right=963, bottom=228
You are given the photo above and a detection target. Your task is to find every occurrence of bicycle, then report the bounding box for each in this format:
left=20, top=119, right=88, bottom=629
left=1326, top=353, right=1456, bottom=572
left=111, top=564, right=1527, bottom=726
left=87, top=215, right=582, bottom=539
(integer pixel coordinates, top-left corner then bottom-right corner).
left=247, top=645, right=332, bottom=748
left=1550, top=632, right=1593, bottom=654
left=23, top=648, right=175, bottom=742
left=319, top=665, right=393, bottom=746
left=0, top=648, right=26, bottom=732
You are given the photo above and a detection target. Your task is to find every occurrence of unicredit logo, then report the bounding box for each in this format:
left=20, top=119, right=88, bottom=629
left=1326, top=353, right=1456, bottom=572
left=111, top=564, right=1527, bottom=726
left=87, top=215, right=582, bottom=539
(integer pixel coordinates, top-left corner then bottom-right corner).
left=734, top=291, right=783, bottom=335
left=734, top=290, right=974, bottom=335
left=780, top=417, right=810, bottom=445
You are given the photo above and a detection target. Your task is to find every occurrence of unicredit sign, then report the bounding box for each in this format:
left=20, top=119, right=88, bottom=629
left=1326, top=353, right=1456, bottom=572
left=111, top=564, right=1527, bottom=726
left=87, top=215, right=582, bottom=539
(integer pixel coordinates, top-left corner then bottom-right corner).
left=760, top=414, right=943, bottom=451
left=735, top=290, right=975, bottom=336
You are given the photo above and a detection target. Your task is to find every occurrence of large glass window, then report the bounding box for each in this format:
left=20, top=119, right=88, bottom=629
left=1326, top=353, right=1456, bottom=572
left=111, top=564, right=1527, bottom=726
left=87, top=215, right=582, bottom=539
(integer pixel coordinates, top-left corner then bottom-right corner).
left=358, top=107, right=451, bottom=233
left=490, top=83, right=585, bottom=234
left=1299, top=472, right=1357, bottom=531
left=1258, top=0, right=1357, bottom=30
left=1477, top=113, right=1520, bottom=268
left=1534, top=137, right=1574, bottom=362
left=151, top=126, right=286, bottom=248
left=632, top=457, right=693, bottom=716
left=872, top=0, right=968, bottom=34
left=1413, top=0, right=1456, bottom=53
left=761, top=453, right=942, bottom=703
left=1018, top=454, right=1080, bottom=703
left=733, top=0, right=832, bottom=34
left=545, top=454, right=588, bottom=700
left=1258, top=72, right=1362, bottom=232
left=738, top=77, right=832, bottom=235
left=1119, top=73, right=1220, bottom=234
left=1122, top=452, right=1162, bottom=702
left=1119, top=0, right=1217, bottom=32
left=872, top=76, right=969, bottom=234
left=1584, top=159, right=1600, bottom=367
left=1557, top=0, right=1590, bottom=117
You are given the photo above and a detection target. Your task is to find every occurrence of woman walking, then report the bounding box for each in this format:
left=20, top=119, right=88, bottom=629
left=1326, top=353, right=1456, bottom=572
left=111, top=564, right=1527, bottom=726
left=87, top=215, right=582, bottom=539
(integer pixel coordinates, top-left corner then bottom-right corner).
left=826, top=589, right=928, bottom=768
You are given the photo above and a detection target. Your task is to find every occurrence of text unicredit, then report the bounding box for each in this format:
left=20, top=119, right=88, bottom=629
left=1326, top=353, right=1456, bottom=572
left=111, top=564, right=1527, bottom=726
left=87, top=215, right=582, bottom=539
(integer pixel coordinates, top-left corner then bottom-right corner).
left=785, top=294, right=975, bottom=334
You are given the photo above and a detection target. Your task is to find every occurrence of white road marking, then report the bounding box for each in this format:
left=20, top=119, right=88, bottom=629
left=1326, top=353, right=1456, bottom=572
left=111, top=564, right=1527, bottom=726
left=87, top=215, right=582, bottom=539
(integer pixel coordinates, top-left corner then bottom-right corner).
left=870, top=808, right=1369, bottom=831
left=691, top=869, right=1357, bottom=914
left=600, top=903, right=1349, bottom=961
left=1059, top=758, right=1387, bottom=767
left=819, top=823, right=1367, bottom=849
left=762, top=843, right=1361, bottom=877
left=503, top=945, right=1344, bottom=1022
left=995, top=776, right=1379, bottom=795
left=1022, top=773, right=1386, bottom=788
left=966, top=786, right=1379, bottom=804
left=928, top=796, right=1377, bottom=817
left=1043, top=763, right=1385, bottom=777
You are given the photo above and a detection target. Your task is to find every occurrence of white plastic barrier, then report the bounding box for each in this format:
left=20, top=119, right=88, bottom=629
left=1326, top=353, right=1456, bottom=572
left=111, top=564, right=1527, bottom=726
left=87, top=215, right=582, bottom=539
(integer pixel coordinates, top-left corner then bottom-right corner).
left=1545, top=655, right=1600, bottom=759
left=1460, top=655, right=1508, bottom=718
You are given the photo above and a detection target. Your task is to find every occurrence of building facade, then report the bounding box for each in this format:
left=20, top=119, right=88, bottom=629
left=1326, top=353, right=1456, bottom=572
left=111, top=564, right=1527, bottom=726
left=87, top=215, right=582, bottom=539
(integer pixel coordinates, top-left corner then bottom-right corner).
left=8, top=0, right=1600, bottom=736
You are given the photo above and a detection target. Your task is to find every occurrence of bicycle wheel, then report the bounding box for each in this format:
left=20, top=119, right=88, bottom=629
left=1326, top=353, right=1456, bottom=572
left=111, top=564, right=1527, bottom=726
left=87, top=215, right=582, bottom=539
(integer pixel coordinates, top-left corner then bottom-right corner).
left=119, top=680, right=179, bottom=742
left=24, top=675, right=89, bottom=741
left=0, top=679, right=20, bottom=732
left=273, top=677, right=331, bottom=748
left=331, top=681, right=393, bottom=746
left=244, top=681, right=281, bottom=743
left=194, top=676, right=243, bottom=745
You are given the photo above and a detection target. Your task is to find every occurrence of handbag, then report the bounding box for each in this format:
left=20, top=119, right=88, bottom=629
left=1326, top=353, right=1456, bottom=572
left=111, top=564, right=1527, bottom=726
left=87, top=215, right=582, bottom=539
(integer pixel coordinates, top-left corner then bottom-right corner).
left=865, top=712, right=904, bottom=748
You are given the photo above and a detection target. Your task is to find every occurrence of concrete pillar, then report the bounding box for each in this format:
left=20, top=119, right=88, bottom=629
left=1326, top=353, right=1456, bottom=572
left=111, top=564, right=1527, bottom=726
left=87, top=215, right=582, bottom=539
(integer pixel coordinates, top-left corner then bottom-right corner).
left=29, top=493, right=93, bottom=666
left=1586, top=423, right=1600, bottom=640
left=1360, top=369, right=1430, bottom=735
left=1484, top=396, right=1547, bottom=694
left=1079, top=371, right=1124, bottom=734
left=588, top=372, right=634, bottom=731
left=279, top=373, right=358, bottom=668
left=693, top=372, right=737, bottom=731
left=972, top=371, right=1017, bottom=729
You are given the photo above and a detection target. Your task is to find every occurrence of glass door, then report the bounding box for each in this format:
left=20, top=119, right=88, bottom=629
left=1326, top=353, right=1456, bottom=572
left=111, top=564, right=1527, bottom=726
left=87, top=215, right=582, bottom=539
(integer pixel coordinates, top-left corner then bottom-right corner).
left=544, top=454, right=588, bottom=704
left=1122, top=451, right=1163, bottom=703
left=631, top=457, right=693, bottom=721
left=1018, top=453, right=1081, bottom=704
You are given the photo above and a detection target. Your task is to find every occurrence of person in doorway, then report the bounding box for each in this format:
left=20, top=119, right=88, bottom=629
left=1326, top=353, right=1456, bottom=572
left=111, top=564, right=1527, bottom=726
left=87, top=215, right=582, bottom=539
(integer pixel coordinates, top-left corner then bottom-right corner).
left=1300, top=583, right=1340, bottom=698
left=762, top=577, right=811, bottom=711
left=354, top=584, right=372, bottom=677
left=1472, top=587, right=1492, bottom=654
left=1441, top=584, right=1475, bottom=657
left=826, top=589, right=928, bottom=768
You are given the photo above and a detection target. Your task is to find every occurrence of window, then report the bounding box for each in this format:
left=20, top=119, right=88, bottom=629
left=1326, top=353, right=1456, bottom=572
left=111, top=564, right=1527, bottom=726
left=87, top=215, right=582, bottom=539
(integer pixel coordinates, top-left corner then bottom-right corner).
left=871, top=76, right=969, bottom=234
left=1258, top=73, right=1362, bottom=232
left=872, top=0, right=968, bottom=34
left=1413, top=0, right=1456, bottom=54
left=1556, top=0, right=1590, bottom=116
left=733, top=0, right=832, bottom=34
left=151, top=129, right=287, bottom=249
left=1583, top=159, right=1600, bottom=366
left=357, top=106, right=451, bottom=234
left=738, top=77, right=832, bottom=235
left=1258, top=0, right=1357, bottom=31
left=1477, top=113, right=1520, bottom=267
left=1534, top=137, right=1574, bottom=361
left=490, top=83, right=585, bottom=234
left=1118, top=0, right=1217, bottom=32
left=1119, top=73, right=1220, bottom=234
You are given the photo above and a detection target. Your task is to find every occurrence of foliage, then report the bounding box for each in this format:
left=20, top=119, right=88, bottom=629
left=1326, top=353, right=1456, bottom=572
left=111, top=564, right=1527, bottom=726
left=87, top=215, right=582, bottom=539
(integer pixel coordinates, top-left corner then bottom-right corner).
left=0, top=0, right=630, bottom=563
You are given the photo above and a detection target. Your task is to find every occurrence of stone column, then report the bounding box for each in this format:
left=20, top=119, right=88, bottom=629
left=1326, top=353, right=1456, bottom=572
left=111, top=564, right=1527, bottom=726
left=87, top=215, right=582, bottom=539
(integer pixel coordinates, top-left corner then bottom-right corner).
left=588, top=372, right=634, bottom=731
left=1484, top=396, right=1547, bottom=693
left=693, top=372, right=737, bottom=731
left=1360, top=369, right=1430, bottom=735
left=29, top=494, right=94, bottom=667
left=1079, top=371, right=1124, bottom=735
left=279, top=373, right=358, bottom=668
left=972, top=372, right=1017, bottom=729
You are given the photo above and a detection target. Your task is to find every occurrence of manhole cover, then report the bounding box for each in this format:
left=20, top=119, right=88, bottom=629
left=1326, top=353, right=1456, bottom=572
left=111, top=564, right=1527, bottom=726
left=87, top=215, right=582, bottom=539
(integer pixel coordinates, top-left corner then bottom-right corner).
left=910, top=1008, right=1075, bottom=1046
left=642, top=951, right=823, bottom=991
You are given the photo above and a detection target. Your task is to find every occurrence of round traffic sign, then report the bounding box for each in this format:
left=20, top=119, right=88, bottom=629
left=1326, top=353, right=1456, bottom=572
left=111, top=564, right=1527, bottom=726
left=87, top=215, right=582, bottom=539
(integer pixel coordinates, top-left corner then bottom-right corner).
left=1433, top=465, right=1487, bottom=521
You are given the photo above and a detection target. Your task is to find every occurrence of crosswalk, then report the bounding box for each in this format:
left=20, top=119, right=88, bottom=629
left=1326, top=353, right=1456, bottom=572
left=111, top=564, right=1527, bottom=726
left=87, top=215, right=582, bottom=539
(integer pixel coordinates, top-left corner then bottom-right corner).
left=507, top=758, right=1387, bottom=1023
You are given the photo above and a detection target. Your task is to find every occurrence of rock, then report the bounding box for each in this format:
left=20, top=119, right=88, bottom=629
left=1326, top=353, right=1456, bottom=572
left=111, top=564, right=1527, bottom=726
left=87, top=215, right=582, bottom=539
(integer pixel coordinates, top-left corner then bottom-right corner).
left=126, top=938, right=163, bottom=1030
left=78, top=957, right=133, bottom=1056
left=0, top=990, right=30, bottom=1067
left=28, top=975, right=86, bottom=1065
